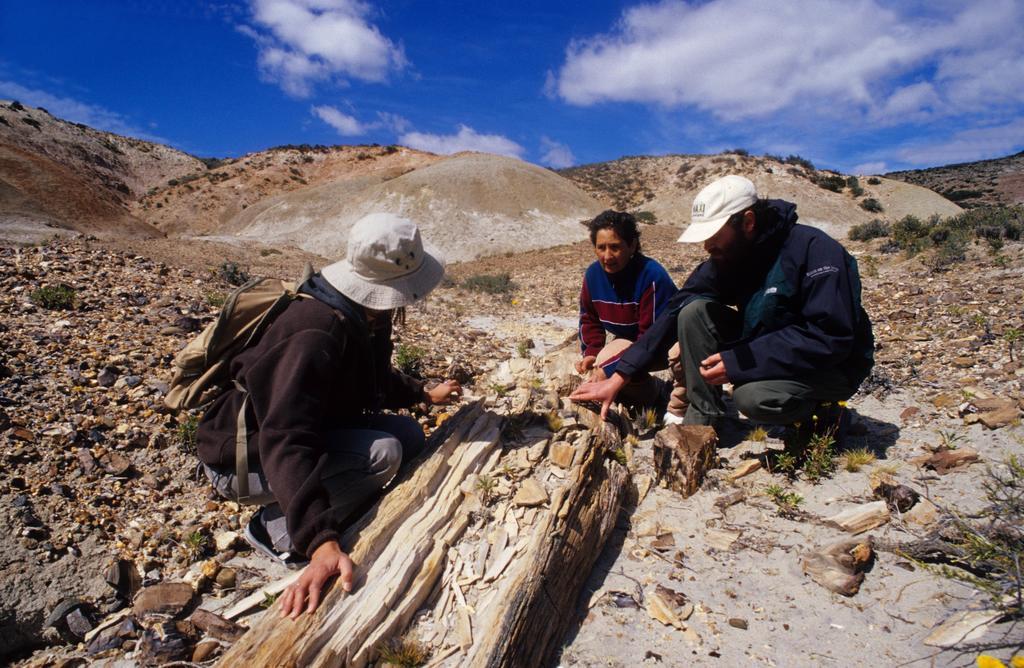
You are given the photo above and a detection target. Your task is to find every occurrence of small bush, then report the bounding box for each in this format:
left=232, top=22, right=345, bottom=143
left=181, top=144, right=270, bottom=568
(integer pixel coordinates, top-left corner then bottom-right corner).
left=177, top=414, right=199, bottom=454
left=634, top=211, right=657, bottom=224
left=21, top=116, right=41, bottom=130
left=802, top=429, right=837, bottom=482
left=377, top=636, right=430, bottom=667
left=462, top=273, right=516, bottom=295
left=30, top=284, right=76, bottom=310
left=394, top=343, right=426, bottom=377
left=846, top=176, right=860, bottom=190
left=890, top=215, right=930, bottom=255
left=784, top=154, right=815, bottom=170
left=860, top=198, right=883, bottom=213
left=866, top=177, right=881, bottom=185
left=217, top=261, right=250, bottom=286
left=849, top=219, right=890, bottom=241
left=814, top=174, right=846, bottom=193
left=764, top=484, right=803, bottom=515
left=726, top=148, right=749, bottom=156
left=205, top=291, right=226, bottom=307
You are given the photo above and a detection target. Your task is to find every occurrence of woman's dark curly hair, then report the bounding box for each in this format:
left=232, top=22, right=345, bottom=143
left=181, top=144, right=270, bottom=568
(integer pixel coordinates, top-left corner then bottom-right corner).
left=587, top=210, right=641, bottom=252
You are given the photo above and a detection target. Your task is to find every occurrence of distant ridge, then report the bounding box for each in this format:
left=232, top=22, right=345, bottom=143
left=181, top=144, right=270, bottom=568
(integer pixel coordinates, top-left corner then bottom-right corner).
left=885, top=151, right=1024, bottom=209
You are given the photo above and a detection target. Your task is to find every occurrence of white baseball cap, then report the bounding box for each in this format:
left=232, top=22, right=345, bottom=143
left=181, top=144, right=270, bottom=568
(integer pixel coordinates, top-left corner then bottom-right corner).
left=321, top=213, right=445, bottom=309
left=678, top=175, right=758, bottom=243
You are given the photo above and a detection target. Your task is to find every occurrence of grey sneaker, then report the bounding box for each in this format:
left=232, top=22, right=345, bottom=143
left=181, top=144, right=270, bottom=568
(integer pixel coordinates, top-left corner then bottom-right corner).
left=243, top=508, right=308, bottom=570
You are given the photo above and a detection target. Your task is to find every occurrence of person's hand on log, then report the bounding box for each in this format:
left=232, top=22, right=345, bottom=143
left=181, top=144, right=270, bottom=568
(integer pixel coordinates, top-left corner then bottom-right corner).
left=279, top=540, right=354, bottom=619
left=425, top=380, right=462, bottom=405
left=569, top=372, right=627, bottom=420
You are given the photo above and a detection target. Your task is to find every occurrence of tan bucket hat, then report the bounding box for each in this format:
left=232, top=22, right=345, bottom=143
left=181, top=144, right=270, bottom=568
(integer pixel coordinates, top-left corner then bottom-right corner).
left=321, top=213, right=445, bottom=309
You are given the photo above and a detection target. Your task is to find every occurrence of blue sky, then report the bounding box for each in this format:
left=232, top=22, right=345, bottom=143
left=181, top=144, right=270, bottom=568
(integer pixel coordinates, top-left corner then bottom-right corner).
left=1, top=0, right=1023, bottom=173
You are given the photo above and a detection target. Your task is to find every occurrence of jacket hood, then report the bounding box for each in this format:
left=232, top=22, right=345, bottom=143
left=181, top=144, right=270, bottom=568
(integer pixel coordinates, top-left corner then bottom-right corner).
left=753, top=199, right=798, bottom=246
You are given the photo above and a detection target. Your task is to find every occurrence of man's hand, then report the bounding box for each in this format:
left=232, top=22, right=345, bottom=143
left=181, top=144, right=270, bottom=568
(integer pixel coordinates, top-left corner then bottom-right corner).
left=575, top=356, right=597, bottom=374
left=425, top=380, right=462, bottom=405
left=279, top=540, right=354, bottom=619
left=569, top=372, right=627, bottom=420
left=699, top=353, right=730, bottom=385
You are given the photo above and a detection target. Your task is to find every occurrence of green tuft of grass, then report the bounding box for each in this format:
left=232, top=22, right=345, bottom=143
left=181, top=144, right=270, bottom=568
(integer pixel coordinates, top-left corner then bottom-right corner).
left=377, top=636, right=431, bottom=667
left=545, top=411, right=563, bottom=433
left=840, top=448, right=876, bottom=472
left=30, top=284, right=76, bottom=310
left=746, top=427, right=769, bottom=442
left=475, top=474, right=497, bottom=505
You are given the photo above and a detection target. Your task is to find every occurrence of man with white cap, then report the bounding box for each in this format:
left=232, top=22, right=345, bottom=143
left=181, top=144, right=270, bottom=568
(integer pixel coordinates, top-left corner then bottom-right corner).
left=196, top=213, right=460, bottom=618
left=571, top=175, right=873, bottom=435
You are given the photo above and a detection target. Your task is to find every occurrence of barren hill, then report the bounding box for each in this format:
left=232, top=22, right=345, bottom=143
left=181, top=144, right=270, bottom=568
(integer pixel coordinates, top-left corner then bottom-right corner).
left=561, top=153, right=962, bottom=238
left=885, top=151, right=1024, bottom=209
left=222, top=152, right=605, bottom=262
left=0, top=100, right=201, bottom=240
left=135, top=144, right=441, bottom=237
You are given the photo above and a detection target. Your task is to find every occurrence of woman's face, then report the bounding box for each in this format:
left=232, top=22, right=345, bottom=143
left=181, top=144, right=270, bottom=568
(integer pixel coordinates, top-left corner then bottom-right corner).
left=594, top=228, right=636, bottom=274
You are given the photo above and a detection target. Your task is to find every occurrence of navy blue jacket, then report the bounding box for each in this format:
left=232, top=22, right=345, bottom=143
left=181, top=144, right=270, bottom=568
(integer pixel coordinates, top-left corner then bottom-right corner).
left=615, top=200, right=874, bottom=388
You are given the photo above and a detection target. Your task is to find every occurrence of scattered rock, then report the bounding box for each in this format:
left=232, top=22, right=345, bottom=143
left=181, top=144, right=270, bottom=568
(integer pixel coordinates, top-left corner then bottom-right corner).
left=727, top=617, right=748, bottom=630
left=214, top=530, right=241, bottom=552
left=190, top=609, right=245, bottom=642
left=923, top=609, right=1003, bottom=647
left=192, top=638, right=222, bottom=663
left=513, top=479, right=548, bottom=507
left=727, top=459, right=762, bottom=481
left=549, top=441, right=576, bottom=468
left=919, top=448, right=980, bottom=474
left=133, top=582, right=196, bottom=617
left=825, top=501, right=890, bottom=534
left=871, top=480, right=920, bottom=513
left=705, top=528, right=741, bottom=551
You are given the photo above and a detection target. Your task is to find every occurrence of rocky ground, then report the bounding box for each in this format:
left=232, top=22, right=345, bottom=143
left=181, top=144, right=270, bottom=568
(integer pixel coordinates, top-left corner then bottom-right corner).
left=1, top=224, right=1023, bottom=666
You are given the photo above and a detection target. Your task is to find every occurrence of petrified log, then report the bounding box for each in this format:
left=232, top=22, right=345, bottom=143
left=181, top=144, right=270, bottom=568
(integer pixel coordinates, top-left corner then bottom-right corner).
left=218, top=402, right=501, bottom=667
left=652, top=424, right=717, bottom=497
left=218, top=397, right=629, bottom=668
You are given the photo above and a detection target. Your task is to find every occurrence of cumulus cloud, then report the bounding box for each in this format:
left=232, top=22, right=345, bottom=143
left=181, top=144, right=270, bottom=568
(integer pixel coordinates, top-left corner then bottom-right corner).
left=399, top=125, right=524, bottom=158
left=0, top=80, right=167, bottom=143
left=311, top=104, right=368, bottom=135
left=243, top=0, right=406, bottom=97
left=539, top=136, right=575, bottom=168
left=554, top=0, right=1024, bottom=122
left=895, top=118, right=1024, bottom=166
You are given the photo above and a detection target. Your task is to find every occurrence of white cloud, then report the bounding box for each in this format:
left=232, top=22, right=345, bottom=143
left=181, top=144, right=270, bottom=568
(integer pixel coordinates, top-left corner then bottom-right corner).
left=895, top=118, right=1024, bottom=166
left=539, top=136, right=575, bottom=168
left=376, top=111, right=410, bottom=133
left=311, top=104, right=368, bottom=135
left=399, top=125, right=524, bottom=158
left=554, top=0, right=1024, bottom=122
left=851, top=161, right=888, bottom=175
left=244, top=0, right=406, bottom=97
left=0, top=80, right=167, bottom=143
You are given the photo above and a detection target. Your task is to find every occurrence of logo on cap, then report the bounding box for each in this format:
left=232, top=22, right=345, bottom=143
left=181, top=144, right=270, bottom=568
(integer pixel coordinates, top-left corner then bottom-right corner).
left=692, top=202, right=706, bottom=218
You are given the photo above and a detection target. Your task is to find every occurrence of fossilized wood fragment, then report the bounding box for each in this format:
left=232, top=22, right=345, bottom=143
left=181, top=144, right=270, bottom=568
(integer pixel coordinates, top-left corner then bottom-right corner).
left=825, top=501, right=890, bottom=534
left=652, top=424, right=717, bottom=497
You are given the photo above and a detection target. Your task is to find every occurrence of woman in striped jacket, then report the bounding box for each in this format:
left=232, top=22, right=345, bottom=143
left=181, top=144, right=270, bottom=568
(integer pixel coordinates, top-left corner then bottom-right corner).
left=577, top=210, right=678, bottom=410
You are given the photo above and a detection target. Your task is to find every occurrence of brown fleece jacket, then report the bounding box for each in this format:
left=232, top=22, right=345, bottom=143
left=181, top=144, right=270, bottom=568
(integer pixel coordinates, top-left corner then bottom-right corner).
left=196, top=297, right=424, bottom=557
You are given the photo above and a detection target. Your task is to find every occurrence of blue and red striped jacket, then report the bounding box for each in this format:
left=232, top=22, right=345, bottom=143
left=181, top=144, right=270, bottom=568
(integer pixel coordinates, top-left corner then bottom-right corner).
left=579, top=253, right=677, bottom=376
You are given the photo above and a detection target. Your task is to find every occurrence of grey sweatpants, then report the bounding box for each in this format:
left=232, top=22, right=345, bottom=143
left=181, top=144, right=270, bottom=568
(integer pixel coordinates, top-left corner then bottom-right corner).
left=677, top=299, right=858, bottom=426
left=204, top=413, right=424, bottom=553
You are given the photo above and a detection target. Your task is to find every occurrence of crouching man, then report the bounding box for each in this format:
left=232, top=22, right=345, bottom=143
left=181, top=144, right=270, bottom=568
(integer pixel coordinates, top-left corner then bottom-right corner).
left=571, top=175, right=874, bottom=435
left=196, top=214, right=460, bottom=618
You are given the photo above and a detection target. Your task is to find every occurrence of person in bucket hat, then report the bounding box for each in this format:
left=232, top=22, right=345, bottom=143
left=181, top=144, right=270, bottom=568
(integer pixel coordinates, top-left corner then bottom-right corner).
left=196, top=213, right=460, bottom=618
left=572, top=175, right=874, bottom=438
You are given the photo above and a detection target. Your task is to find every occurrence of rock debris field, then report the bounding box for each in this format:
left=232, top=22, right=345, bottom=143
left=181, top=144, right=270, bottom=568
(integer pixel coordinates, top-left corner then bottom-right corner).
left=1, top=226, right=1023, bottom=666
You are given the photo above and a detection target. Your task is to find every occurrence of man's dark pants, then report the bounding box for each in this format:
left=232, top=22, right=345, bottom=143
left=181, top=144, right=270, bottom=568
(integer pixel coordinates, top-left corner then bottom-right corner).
left=676, top=300, right=857, bottom=426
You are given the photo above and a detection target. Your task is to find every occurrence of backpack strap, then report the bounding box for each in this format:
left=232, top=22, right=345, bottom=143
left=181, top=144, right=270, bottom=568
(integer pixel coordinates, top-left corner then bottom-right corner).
left=231, top=264, right=313, bottom=504
left=234, top=381, right=252, bottom=503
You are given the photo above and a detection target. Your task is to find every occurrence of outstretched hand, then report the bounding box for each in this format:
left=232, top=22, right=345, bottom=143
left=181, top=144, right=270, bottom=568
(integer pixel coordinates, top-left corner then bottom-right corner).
left=568, top=373, right=627, bottom=420
left=425, top=380, right=462, bottom=405
left=279, top=540, right=354, bottom=619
